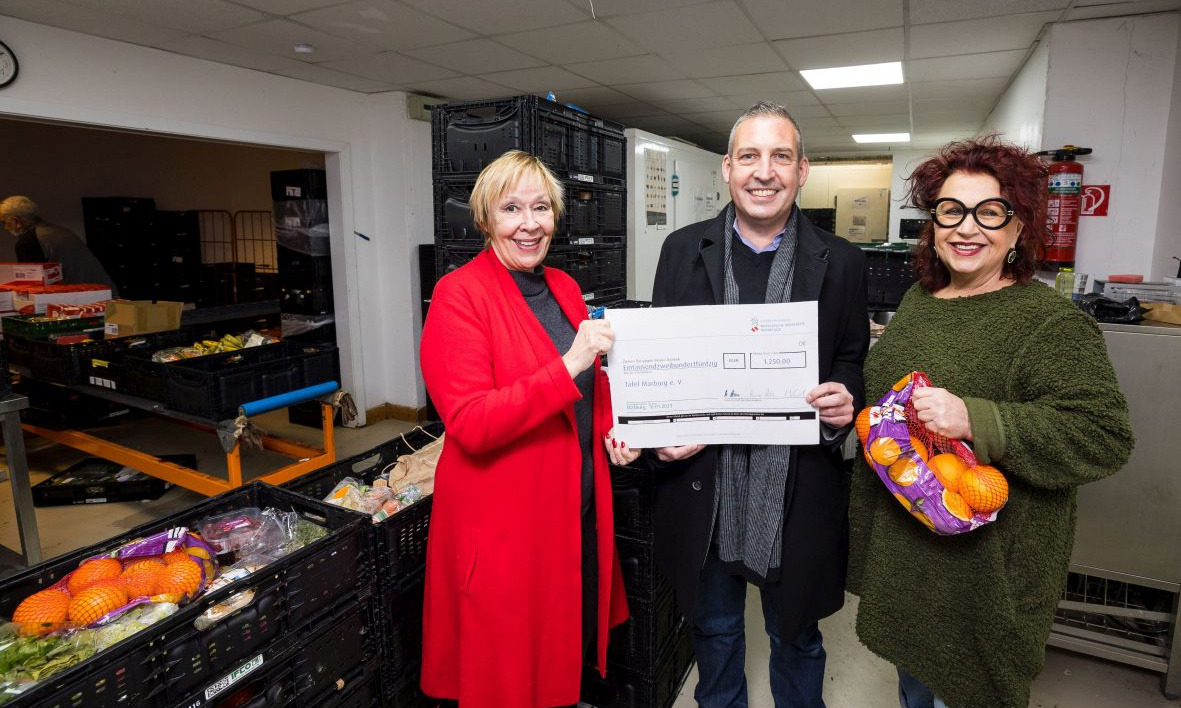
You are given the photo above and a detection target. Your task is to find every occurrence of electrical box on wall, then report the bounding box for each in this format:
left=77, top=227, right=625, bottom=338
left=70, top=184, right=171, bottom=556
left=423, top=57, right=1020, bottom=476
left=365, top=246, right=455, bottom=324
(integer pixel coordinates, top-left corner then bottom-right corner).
left=625, top=129, right=723, bottom=301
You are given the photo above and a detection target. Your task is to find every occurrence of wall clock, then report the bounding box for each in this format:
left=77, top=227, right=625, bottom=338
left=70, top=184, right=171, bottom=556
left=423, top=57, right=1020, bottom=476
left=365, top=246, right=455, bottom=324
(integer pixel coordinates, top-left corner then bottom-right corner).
left=0, top=41, right=19, bottom=88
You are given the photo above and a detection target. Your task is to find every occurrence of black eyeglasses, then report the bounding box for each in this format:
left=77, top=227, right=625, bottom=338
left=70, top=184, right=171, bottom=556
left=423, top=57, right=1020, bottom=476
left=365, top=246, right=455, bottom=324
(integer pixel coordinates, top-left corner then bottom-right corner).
left=929, top=197, right=1015, bottom=230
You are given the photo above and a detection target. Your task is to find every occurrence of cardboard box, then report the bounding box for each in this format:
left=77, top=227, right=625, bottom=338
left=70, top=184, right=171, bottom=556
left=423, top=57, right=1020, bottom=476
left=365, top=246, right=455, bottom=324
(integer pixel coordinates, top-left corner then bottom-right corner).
left=1142, top=302, right=1181, bottom=326
left=10, top=284, right=112, bottom=314
left=104, top=299, right=183, bottom=337
left=0, top=262, right=62, bottom=285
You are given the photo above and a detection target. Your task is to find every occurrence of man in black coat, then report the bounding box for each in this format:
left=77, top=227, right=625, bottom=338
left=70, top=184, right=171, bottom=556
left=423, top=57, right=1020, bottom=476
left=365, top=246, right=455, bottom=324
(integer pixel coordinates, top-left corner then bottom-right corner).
left=649, top=102, right=868, bottom=708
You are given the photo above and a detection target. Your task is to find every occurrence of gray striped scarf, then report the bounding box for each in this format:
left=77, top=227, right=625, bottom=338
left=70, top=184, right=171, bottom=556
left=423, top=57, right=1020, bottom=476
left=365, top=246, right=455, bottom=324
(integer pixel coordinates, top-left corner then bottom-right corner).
left=715, top=201, right=798, bottom=583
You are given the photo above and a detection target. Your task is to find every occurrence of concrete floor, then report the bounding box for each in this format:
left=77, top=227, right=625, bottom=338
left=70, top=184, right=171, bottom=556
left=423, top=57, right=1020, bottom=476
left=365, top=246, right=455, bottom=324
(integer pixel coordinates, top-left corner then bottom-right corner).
left=665, top=589, right=1180, bottom=708
left=1, top=412, right=1177, bottom=707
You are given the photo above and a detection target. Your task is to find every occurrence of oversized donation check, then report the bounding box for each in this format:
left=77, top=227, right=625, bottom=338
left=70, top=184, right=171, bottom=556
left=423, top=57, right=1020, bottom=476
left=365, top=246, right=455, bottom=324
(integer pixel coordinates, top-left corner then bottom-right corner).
left=605, top=302, right=819, bottom=447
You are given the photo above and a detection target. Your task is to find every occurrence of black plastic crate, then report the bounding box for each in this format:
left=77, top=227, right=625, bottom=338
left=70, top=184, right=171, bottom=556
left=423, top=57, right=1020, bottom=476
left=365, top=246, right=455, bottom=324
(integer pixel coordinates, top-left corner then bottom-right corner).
left=86, top=328, right=193, bottom=393
left=0, top=483, right=368, bottom=708
left=432, top=95, right=592, bottom=176
left=546, top=246, right=626, bottom=293
left=272, top=169, right=328, bottom=202
left=280, top=283, right=334, bottom=317
left=584, top=285, right=628, bottom=306
left=563, top=183, right=626, bottom=242
left=434, top=177, right=625, bottom=245
left=596, top=125, right=627, bottom=178
left=863, top=246, right=916, bottom=310
left=610, top=465, right=656, bottom=542
left=291, top=597, right=380, bottom=707
left=385, top=673, right=430, bottom=708
left=309, top=658, right=381, bottom=708
left=163, top=342, right=291, bottom=421
left=283, top=423, right=444, bottom=586
left=615, top=535, right=664, bottom=599
left=31, top=454, right=189, bottom=506
left=607, top=589, right=683, bottom=672
left=162, top=570, right=291, bottom=703
left=180, top=647, right=296, bottom=708
left=379, top=573, right=426, bottom=685
left=5, top=334, right=111, bottom=385
left=581, top=621, right=694, bottom=708
left=15, top=377, right=133, bottom=430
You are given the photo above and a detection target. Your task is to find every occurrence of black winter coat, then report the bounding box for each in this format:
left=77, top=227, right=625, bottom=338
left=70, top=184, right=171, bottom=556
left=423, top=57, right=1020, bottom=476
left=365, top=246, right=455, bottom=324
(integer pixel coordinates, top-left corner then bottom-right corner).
left=649, top=207, right=869, bottom=641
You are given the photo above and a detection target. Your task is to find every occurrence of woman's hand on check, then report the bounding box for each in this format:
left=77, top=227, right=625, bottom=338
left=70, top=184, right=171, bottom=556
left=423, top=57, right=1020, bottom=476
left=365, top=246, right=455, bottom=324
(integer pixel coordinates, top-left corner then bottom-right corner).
left=604, top=427, right=641, bottom=466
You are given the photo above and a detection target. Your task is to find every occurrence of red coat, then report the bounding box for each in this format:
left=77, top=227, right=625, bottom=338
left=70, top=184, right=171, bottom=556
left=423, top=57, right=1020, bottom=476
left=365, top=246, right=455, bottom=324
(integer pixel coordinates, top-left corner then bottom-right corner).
left=419, top=249, right=629, bottom=708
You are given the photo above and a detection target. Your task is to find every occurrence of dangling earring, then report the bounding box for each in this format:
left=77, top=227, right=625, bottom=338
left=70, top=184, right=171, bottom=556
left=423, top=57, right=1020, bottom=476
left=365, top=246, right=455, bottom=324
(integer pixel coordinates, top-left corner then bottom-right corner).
left=1006, top=247, right=1017, bottom=264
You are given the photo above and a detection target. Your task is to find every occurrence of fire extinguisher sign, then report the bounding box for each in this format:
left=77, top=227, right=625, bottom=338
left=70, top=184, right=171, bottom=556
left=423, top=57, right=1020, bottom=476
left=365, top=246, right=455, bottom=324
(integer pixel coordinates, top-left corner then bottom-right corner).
left=1080, top=185, right=1110, bottom=216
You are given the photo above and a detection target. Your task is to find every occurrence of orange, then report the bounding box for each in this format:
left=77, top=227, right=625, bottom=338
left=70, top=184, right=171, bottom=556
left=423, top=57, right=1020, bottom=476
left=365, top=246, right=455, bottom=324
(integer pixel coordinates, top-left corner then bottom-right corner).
left=960, top=464, right=1009, bottom=513
left=868, top=436, right=903, bottom=466
left=68, top=585, right=128, bottom=625
left=855, top=407, right=873, bottom=445
left=892, top=373, right=912, bottom=391
left=888, top=457, right=920, bottom=487
left=67, top=557, right=124, bottom=595
left=156, top=556, right=203, bottom=599
left=12, top=588, right=71, bottom=635
left=162, top=549, right=192, bottom=565
left=121, top=560, right=166, bottom=598
left=928, top=453, right=968, bottom=494
left=941, top=488, right=973, bottom=522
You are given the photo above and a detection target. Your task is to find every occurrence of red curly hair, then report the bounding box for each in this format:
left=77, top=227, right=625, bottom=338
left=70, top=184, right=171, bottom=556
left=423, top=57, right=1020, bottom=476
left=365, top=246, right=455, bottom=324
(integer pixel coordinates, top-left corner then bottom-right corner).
left=904, top=134, right=1049, bottom=291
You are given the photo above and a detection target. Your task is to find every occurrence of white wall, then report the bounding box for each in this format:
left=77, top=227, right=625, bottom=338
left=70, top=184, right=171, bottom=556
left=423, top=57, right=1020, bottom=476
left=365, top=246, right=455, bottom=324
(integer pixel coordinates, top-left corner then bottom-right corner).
left=1156, top=14, right=1181, bottom=281
left=1042, top=13, right=1180, bottom=280
left=984, top=38, right=1050, bottom=150
left=0, top=16, right=436, bottom=421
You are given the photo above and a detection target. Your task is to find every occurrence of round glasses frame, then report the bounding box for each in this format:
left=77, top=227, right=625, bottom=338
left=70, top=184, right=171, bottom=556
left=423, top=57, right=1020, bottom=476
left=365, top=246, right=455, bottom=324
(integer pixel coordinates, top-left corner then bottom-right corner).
left=928, top=197, right=1015, bottom=230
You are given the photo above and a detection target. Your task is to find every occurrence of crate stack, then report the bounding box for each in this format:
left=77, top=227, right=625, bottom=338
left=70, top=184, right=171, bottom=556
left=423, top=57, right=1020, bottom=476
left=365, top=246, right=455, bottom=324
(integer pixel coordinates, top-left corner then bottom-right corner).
left=0, top=483, right=381, bottom=708
left=430, top=95, right=628, bottom=306
left=862, top=245, right=916, bottom=312
left=283, top=423, right=445, bottom=708
left=81, top=197, right=203, bottom=302
left=581, top=464, right=696, bottom=708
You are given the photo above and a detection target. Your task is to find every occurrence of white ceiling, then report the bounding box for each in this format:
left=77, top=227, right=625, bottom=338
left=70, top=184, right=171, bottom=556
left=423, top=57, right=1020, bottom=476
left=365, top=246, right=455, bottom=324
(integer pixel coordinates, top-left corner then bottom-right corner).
left=2, top=0, right=1179, bottom=156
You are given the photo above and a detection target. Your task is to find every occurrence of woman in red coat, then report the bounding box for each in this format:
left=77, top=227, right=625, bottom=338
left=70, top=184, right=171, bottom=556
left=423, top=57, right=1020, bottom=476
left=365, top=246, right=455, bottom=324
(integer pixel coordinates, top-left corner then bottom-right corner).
left=419, top=150, right=636, bottom=708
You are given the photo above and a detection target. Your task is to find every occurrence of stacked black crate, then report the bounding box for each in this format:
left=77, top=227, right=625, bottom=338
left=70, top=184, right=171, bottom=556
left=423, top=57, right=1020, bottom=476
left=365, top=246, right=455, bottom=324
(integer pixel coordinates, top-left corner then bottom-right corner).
left=271, top=169, right=340, bottom=427
left=431, top=95, right=628, bottom=306
left=81, top=196, right=156, bottom=299
left=82, top=198, right=204, bottom=303
left=580, top=463, right=696, bottom=708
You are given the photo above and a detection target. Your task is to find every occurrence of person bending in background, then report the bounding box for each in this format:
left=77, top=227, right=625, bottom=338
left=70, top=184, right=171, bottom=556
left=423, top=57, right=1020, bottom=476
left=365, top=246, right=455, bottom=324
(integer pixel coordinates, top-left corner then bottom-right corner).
left=640, top=102, right=869, bottom=708
left=847, top=135, right=1134, bottom=708
left=0, top=195, right=118, bottom=294
left=419, top=150, right=638, bottom=708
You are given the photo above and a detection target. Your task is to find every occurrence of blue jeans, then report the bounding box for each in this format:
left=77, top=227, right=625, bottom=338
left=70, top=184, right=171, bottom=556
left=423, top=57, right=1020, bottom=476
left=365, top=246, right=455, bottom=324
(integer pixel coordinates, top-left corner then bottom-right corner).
left=691, top=552, right=827, bottom=708
left=897, top=668, right=949, bottom=708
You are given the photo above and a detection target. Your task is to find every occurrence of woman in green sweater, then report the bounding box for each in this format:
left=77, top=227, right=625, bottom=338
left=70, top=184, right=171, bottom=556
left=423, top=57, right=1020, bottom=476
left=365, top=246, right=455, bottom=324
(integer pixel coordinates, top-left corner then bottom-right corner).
left=847, top=135, right=1134, bottom=708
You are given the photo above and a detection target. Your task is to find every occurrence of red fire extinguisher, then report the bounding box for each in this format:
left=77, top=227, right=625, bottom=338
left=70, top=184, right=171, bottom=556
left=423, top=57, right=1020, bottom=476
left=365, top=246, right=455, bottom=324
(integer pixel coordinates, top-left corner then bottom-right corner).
left=1035, top=145, right=1092, bottom=270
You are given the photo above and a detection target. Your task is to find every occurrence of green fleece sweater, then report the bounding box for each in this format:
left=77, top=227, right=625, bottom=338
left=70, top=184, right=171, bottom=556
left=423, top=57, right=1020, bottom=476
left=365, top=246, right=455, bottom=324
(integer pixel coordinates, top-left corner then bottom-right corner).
left=847, top=281, right=1134, bottom=708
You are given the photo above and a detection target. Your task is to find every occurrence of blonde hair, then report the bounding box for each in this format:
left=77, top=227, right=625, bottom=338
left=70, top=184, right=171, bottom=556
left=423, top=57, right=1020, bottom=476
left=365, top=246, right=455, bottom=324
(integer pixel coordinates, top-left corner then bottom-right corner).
left=470, top=151, right=564, bottom=245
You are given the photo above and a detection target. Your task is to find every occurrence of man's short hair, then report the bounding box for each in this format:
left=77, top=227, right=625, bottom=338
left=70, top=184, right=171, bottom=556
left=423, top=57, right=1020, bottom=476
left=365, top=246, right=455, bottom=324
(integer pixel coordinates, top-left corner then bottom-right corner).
left=0, top=196, right=39, bottom=222
left=727, top=102, right=805, bottom=158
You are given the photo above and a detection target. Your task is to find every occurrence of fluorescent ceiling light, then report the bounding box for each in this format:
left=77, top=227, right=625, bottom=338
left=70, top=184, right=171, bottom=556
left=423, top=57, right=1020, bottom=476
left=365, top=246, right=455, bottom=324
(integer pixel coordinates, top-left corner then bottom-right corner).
left=852, top=133, right=911, bottom=144
left=800, top=61, right=903, bottom=90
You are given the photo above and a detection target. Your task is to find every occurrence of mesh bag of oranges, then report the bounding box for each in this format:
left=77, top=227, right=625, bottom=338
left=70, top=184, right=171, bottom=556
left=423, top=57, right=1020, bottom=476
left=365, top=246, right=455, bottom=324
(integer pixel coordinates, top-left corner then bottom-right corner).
left=857, top=371, right=1009, bottom=535
left=11, top=529, right=217, bottom=635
